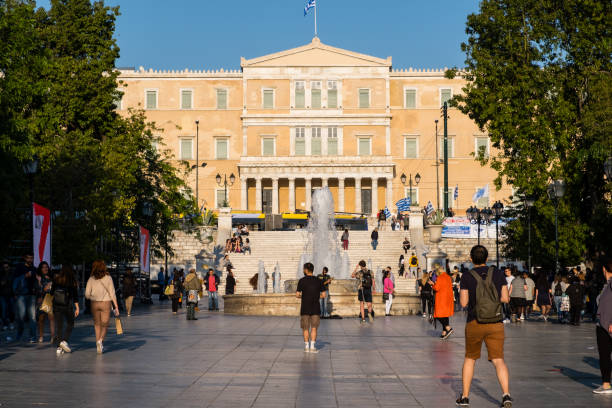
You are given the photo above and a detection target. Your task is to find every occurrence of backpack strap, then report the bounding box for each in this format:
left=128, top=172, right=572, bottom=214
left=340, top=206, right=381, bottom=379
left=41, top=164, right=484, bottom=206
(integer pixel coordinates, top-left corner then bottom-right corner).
left=485, top=266, right=495, bottom=284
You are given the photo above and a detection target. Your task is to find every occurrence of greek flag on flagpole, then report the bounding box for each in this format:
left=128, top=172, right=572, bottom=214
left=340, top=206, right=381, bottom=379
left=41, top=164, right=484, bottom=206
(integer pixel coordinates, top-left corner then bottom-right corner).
left=384, top=207, right=392, bottom=219
left=396, top=197, right=411, bottom=211
left=472, top=184, right=489, bottom=203
left=425, top=201, right=435, bottom=215
left=454, top=185, right=459, bottom=200
left=304, top=0, right=316, bottom=16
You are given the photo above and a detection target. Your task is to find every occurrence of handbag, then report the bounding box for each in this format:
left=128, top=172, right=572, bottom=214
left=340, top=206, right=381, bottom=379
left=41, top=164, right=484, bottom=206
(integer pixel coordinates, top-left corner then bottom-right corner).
left=187, top=290, right=198, bottom=304
left=115, top=317, right=123, bottom=335
left=164, top=284, right=174, bottom=296
left=40, top=293, right=54, bottom=314
left=382, top=293, right=389, bottom=301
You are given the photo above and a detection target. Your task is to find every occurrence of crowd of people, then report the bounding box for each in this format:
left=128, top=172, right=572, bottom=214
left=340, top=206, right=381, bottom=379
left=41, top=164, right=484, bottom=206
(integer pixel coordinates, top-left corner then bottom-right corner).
left=224, top=225, right=251, bottom=254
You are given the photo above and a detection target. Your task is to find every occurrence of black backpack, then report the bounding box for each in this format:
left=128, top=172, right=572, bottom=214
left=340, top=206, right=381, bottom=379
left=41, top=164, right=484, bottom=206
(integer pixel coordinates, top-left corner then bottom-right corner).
left=554, top=282, right=563, bottom=297
left=469, top=267, right=503, bottom=324
left=361, top=270, right=373, bottom=289
left=53, top=287, right=71, bottom=308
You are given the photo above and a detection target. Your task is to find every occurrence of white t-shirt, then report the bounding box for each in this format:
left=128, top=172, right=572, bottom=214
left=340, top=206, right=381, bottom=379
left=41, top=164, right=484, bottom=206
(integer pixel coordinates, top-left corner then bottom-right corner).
left=506, top=275, right=515, bottom=289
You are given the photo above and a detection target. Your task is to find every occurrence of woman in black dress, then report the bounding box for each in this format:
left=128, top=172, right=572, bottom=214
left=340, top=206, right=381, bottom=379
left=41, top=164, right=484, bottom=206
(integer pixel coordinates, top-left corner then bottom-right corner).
left=535, top=271, right=552, bottom=321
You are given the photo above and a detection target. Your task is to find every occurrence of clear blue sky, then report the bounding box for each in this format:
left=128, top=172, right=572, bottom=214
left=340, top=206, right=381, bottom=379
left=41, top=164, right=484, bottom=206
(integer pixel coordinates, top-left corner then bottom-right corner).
left=38, top=0, right=481, bottom=70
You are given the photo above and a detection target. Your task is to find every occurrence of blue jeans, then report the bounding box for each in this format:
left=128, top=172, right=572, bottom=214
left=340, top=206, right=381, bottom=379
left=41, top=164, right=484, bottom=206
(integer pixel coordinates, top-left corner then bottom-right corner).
left=371, top=240, right=378, bottom=250
left=554, top=296, right=566, bottom=320
left=320, top=290, right=330, bottom=317
left=16, top=295, right=36, bottom=339
left=208, top=291, right=218, bottom=310
left=0, top=295, right=13, bottom=325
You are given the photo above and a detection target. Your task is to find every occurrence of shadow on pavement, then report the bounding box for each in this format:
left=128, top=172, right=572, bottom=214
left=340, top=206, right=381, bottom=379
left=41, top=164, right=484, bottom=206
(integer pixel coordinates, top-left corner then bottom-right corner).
left=553, top=365, right=600, bottom=389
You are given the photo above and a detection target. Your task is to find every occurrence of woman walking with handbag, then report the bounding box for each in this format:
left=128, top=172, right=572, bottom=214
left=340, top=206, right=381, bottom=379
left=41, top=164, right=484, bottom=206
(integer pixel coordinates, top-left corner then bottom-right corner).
left=51, top=265, right=79, bottom=354
left=85, top=261, right=119, bottom=354
left=169, top=273, right=183, bottom=315
left=36, top=261, right=55, bottom=343
left=383, top=270, right=395, bottom=316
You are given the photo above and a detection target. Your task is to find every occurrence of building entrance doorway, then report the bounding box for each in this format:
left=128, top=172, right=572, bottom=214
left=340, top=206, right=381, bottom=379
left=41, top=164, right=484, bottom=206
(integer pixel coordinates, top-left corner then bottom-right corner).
left=262, top=189, right=273, bottom=214
left=361, top=189, right=371, bottom=215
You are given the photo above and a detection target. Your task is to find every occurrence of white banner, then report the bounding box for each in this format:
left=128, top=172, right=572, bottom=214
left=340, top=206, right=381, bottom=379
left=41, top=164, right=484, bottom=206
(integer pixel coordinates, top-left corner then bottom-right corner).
left=139, top=226, right=150, bottom=274
left=32, top=203, right=51, bottom=267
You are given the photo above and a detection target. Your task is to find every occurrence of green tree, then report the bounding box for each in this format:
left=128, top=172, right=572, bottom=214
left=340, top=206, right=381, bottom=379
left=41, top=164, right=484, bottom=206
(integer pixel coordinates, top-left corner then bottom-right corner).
left=447, top=0, right=612, bottom=267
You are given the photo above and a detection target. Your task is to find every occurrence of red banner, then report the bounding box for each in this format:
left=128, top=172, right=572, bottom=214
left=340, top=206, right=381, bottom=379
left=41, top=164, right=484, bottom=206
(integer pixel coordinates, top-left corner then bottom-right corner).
left=139, top=226, right=150, bottom=274
left=33, top=203, right=51, bottom=267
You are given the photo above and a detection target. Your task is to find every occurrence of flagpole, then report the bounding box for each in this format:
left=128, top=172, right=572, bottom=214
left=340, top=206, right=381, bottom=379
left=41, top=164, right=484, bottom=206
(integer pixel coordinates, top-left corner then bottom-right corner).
left=314, top=2, right=318, bottom=37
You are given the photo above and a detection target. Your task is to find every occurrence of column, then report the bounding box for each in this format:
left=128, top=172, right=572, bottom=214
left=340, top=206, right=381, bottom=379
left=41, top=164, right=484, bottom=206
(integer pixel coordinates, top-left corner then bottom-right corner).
left=272, top=177, right=279, bottom=214
left=305, top=178, right=312, bottom=211
left=288, top=178, right=296, bottom=213
left=255, top=177, right=262, bottom=212
left=355, top=177, right=362, bottom=214
left=386, top=177, right=393, bottom=209
left=240, top=176, right=248, bottom=210
left=322, top=177, right=328, bottom=188
left=371, top=177, right=378, bottom=216
left=338, top=178, right=345, bottom=212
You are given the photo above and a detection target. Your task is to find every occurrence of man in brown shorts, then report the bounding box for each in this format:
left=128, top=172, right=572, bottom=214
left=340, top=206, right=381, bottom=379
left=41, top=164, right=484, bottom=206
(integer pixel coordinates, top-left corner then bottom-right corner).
left=296, top=262, right=326, bottom=353
left=456, top=245, right=512, bottom=408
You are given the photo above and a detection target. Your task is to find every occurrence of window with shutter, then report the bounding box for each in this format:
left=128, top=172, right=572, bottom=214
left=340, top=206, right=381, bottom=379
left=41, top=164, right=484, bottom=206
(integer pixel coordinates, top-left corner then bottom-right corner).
left=440, top=137, right=454, bottom=159
left=404, top=188, right=418, bottom=205
left=216, top=89, right=227, bottom=109
left=263, top=89, right=274, bottom=109
left=262, top=138, right=275, bottom=156
left=295, top=81, right=305, bottom=108
left=180, top=139, right=193, bottom=160
left=181, top=90, right=192, bottom=109
left=216, top=189, right=227, bottom=208
left=440, top=88, right=452, bottom=107
left=327, top=127, right=338, bottom=155
left=405, top=89, right=416, bottom=109
left=475, top=136, right=489, bottom=158
left=311, top=127, right=321, bottom=155
left=358, top=137, right=371, bottom=156
left=216, top=139, right=228, bottom=159
left=311, top=81, right=321, bottom=109
left=441, top=189, right=454, bottom=208
left=359, top=89, right=370, bottom=108
left=405, top=137, right=418, bottom=158
left=327, top=81, right=337, bottom=108
left=146, top=90, right=157, bottom=109
left=295, top=128, right=305, bottom=156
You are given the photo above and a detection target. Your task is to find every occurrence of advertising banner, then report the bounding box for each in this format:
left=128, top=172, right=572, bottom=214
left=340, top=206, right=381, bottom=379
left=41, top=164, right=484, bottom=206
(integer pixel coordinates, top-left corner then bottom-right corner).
left=139, top=226, right=150, bottom=274
left=32, top=203, right=51, bottom=267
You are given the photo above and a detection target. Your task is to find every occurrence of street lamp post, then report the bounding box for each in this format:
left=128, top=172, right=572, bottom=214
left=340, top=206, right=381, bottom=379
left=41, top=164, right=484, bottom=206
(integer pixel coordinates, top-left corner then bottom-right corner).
left=195, top=120, right=200, bottom=209
left=466, top=205, right=491, bottom=246
left=216, top=173, right=236, bottom=207
left=492, top=201, right=504, bottom=269
left=22, top=157, right=39, bottom=248
left=525, top=196, right=535, bottom=274
left=400, top=173, right=421, bottom=205
left=547, top=179, right=565, bottom=274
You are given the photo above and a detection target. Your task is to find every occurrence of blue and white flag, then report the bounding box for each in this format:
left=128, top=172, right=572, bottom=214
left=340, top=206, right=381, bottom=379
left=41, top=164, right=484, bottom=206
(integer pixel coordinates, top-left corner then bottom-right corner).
left=384, top=207, right=392, bottom=219
left=425, top=201, right=435, bottom=215
left=472, top=184, right=489, bottom=203
left=396, top=197, right=411, bottom=211
left=454, top=185, right=459, bottom=200
left=304, top=0, right=316, bottom=16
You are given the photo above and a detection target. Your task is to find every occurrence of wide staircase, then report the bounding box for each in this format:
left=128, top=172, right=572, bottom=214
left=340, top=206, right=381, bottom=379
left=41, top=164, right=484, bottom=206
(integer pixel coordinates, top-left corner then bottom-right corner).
left=221, top=230, right=418, bottom=295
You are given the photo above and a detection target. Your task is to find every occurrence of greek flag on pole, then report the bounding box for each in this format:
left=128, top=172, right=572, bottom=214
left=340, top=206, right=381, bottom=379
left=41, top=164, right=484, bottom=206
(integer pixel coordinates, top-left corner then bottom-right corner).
left=454, top=185, right=459, bottom=200
left=472, top=184, right=489, bottom=203
left=425, top=201, right=435, bottom=215
left=304, top=0, right=315, bottom=16
left=384, top=207, right=392, bottom=219
left=396, top=197, right=411, bottom=211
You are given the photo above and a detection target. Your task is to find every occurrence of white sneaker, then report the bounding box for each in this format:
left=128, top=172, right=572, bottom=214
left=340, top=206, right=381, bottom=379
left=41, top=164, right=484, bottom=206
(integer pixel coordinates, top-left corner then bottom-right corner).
left=309, top=346, right=319, bottom=354
left=304, top=345, right=310, bottom=353
left=520, top=314, right=525, bottom=321
left=593, top=386, right=612, bottom=394
left=59, top=341, right=71, bottom=353
left=96, top=340, right=103, bottom=354
left=503, top=319, right=511, bottom=324
left=56, top=347, right=64, bottom=355
left=422, top=313, right=427, bottom=318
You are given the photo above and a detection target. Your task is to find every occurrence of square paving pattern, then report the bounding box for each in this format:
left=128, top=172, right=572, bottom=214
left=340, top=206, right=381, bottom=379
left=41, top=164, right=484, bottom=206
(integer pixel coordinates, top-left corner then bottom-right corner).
left=0, top=304, right=609, bottom=407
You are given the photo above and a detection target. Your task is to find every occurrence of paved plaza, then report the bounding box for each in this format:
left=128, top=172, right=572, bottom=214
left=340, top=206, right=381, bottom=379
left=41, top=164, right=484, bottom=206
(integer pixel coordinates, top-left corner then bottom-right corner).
left=0, top=303, right=609, bottom=408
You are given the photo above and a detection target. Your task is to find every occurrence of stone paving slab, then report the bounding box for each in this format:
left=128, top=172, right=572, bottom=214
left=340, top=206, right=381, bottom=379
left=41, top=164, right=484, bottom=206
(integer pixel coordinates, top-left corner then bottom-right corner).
left=0, top=303, right=610, bottom=407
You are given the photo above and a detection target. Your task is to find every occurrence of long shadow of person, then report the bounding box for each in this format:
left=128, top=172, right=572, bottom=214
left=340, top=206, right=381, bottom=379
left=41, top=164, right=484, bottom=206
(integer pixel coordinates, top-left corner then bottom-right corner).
left=553, top=365, right=600, bottom=389
left=440, top=372, right=500, bottom=405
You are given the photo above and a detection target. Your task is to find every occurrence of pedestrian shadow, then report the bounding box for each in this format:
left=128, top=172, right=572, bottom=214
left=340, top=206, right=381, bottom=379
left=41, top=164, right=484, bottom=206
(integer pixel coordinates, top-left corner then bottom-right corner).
left=440, top=372, right=499, bottom=405
left=583, top=356, right=600, bottom=370
left=553, top=365, right=600, bottom=389
left=0, top=353, right=14, bottom=361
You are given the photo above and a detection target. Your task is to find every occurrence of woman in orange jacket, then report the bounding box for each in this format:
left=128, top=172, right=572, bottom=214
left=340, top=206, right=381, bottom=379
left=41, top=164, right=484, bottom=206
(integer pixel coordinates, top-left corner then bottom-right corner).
left=432, top=265, right=454, bottom=339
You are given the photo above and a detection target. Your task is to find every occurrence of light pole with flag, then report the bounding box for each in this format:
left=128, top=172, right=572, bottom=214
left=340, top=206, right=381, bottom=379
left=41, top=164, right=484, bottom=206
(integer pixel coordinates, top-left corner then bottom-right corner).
left=304, top=0, right=317, bottom=37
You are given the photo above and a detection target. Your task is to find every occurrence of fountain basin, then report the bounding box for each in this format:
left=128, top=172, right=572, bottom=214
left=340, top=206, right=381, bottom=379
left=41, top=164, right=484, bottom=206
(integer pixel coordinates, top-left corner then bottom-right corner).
left=283, top=278, right=359, bottom=294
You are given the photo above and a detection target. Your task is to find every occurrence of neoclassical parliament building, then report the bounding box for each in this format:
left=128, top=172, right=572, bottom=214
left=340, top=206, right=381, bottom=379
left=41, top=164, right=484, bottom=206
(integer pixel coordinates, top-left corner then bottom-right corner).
left=117, top=37, right=510, bottom=215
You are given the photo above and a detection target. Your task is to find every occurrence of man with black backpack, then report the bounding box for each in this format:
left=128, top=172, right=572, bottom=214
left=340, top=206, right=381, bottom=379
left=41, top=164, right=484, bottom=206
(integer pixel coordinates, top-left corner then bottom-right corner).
left=456, top=245, right=512, bottom=408
left=352, top=260, right=375, bottom=323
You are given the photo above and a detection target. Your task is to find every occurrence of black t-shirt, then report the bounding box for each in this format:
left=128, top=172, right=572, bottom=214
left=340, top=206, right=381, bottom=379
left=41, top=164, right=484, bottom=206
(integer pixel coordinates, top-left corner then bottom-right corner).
left=317, top=273, right=331, bottom=290
left=297, top=275, right=324, bottom=316
left=460, top=266, right=506, bottom=323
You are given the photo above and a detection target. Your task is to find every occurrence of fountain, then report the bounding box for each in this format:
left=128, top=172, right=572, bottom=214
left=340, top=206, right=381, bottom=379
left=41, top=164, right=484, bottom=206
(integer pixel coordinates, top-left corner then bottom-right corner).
left=257, top=260, right=267, bottom=294
left=272, top=262, right=281, bottom=293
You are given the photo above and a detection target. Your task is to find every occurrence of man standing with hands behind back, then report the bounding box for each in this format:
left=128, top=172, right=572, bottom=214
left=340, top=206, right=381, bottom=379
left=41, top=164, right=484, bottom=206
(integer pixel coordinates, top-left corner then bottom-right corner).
left=352, top=260, right=375, bottom=324
left=296, top=262, right=326, bottom=353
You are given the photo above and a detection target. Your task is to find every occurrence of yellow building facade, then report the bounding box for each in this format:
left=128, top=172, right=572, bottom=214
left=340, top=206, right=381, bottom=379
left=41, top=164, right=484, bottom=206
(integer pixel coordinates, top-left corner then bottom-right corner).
left=117, top=38, right=510, bottom=215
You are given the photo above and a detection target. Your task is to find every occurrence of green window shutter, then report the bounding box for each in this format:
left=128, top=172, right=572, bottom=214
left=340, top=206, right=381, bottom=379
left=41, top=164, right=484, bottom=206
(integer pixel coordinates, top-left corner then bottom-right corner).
left=263, top=138, right=274, bottom=156
left=328, top=89, right=337, bottom=108
left=311, top=128, right=321, bottom=155
left=180, top=139, right=192, bottom=160
left=311, top=89, right=321, bottom=108
left=359, top=138, right=371, bottom=156
left=405, top=89, right=416, bottom=109
left=263, top=90, right=274, bottom=109
left=359, top=89, right=370, bottom=108
left=476, top=137, right=488, bottom=158
left=441, top=89, right=451, bottom=106
left=216, top=190, right=226, bottom=208
left=408, top=189, right=418, bottom=205
left=216, top=139, right=228, bottom=159
left=327, top=128, right=338, bottom=155
left=181, top=90, right=192, bottom=109
left=295, top=89, right=305, bottom=108
left=440, top=138, right=454, bottom=159
left=405, top=138, right=417, bottom=158
left=295, top=138, right=305, bottom=155
left=217, top=89, right=227, bottom=109
left=146, top=90, right=157, bottom=109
